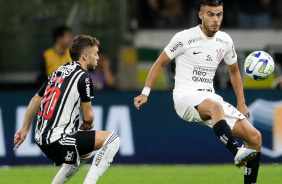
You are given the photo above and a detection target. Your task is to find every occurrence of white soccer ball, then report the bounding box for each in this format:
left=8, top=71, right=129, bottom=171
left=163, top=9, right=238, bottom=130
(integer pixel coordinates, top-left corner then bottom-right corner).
left=244, top=51, right=274, bottom=81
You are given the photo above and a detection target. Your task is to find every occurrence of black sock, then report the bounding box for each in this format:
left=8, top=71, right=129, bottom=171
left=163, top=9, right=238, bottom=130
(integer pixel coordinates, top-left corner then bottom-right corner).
left=213, top=119, right=238, bottom=156
left=244, top=152, right=261, bottom=184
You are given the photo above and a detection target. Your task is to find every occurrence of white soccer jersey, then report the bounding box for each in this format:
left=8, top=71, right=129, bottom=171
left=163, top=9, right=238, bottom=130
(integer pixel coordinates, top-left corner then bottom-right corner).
left=164, top=25, right=237, bottom=94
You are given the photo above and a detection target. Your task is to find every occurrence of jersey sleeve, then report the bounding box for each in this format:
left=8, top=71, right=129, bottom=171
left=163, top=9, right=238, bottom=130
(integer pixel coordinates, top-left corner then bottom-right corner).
left=223, top=34, right=237, bottom=65
left=78, top=73, right=94, bottom=102
left=164, top=32, right=186, bottom=60
left=37, top=80, right=48, bottom=97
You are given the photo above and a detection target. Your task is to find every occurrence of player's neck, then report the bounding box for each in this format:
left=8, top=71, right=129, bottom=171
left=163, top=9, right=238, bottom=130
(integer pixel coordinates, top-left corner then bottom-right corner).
left=76, top=60, right=88, bottom=71
left=200, top=24, right=216, bottom=37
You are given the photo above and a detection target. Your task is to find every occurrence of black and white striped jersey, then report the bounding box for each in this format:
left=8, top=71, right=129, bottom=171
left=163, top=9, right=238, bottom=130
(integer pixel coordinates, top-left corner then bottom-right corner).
left=35, top=61, right=94, bottom=145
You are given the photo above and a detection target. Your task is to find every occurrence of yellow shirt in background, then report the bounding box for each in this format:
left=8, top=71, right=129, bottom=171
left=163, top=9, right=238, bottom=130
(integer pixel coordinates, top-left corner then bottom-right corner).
left=43, top=48, right=72, bottom=76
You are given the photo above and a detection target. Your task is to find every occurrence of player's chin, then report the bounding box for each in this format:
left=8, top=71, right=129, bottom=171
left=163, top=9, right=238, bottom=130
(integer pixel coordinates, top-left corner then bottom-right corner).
left=88, top=66, right=95, bottom=71
left=211, top=27, right=219, bottom=32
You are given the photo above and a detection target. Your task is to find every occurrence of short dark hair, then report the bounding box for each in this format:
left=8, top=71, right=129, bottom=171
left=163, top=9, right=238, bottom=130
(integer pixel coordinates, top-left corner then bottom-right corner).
left=69, top=35, right=100, bottom=61
left=200, top=0, right=223, bottom=9
left=52, top=25, right=71, bottom=42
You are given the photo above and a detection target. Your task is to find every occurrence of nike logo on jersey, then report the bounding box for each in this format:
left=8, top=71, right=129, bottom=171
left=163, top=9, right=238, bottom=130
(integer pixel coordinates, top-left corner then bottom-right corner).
left=193, top=51, right=202, bottom=55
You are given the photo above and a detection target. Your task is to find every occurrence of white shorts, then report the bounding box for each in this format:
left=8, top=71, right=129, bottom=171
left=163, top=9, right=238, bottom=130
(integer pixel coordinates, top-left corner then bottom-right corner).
left=173, top=91, right=245, bottom=129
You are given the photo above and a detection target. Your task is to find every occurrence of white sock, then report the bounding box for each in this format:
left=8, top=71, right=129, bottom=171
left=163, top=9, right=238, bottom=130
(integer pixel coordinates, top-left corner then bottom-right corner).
left=83, top=132, right=120, bottom=184
left=51, top=153, right=94, bottom=184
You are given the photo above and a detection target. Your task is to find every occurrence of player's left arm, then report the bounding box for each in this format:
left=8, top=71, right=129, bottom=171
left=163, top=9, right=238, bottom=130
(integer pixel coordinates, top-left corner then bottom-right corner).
left=228, top=62, right=250, bottom=117
left=78, top=73, right=95, bottom=130
left=80, top=101, right=94, bottom=130
left=14, top=94, right=42, bottom=150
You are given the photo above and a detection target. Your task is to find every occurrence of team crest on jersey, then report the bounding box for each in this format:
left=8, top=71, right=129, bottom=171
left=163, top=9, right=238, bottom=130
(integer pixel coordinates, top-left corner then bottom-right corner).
left=65, top=151, right=74, bottom=161
left=216, top=48, right=225, bottom=61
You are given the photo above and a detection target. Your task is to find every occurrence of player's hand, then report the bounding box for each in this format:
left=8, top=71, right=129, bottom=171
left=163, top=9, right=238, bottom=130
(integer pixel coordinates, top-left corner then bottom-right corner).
left=79, top=122, right=94, bottom=130
left=134, top=94, right=148, bottom=110
left=13, top=128, right=28, bottom=150
left=237, top=103, right=250, bottom=118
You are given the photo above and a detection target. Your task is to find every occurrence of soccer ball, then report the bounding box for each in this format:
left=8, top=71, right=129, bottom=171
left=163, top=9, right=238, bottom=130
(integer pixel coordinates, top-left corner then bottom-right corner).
left=244, top=51, right=274, bottom=81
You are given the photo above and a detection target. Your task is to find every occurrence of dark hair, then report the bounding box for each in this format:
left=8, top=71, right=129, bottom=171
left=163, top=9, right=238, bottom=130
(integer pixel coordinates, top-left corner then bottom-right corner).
left=52, top=25, right=71, bottom=42
left=200, top=0, right=223, bottom=9
left=69, top=35, right=100, bottom=61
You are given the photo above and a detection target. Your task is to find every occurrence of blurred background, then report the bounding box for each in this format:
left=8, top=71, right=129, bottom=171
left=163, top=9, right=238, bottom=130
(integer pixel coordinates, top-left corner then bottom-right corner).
left=1, top=0, right=282, bottom=166
left=1, top=0, right=282, bottom=90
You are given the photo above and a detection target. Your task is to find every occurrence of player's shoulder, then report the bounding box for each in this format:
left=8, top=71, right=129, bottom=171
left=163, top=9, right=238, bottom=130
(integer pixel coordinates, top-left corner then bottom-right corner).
left=173, top=26, right=200, bottom=42
left=77, top=71, right=92, bottom=93
left=175, top=29, right=188, bottom=36
left=78, top=71, right=92, bottom=83
left=81, top=71, right=91, bottom=78
left=175, top=26, right=199, bottom=36
left=216, top=30, right=233, bottom=41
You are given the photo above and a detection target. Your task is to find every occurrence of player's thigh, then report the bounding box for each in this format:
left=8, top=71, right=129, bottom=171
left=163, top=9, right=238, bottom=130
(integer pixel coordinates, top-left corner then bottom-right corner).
left=174, top=98, right=200, bottom=122
left=73, top=130, right=95, bottom=156
left=174, top=92, right=205, bottom=121
left=232, top=118, right=261, bottom=147
left=94, top=130, right=112, bottom=150
left=74, top=130, right=112, bottom=156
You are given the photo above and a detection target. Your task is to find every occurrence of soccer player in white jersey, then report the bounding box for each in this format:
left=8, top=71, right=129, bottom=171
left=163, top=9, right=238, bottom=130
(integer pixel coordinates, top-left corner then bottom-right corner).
left=14, top=35, right=120, bottom=184
left=134, top=0, right=261, bottom=183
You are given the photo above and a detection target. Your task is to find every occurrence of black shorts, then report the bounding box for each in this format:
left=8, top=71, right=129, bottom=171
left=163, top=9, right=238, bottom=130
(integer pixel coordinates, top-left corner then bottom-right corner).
left=38, top=130, right=95, bottom=166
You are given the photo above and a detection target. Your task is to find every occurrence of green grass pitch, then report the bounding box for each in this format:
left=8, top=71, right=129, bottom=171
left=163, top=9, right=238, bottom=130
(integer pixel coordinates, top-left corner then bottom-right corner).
left=1, top=164, right=281, bottom=183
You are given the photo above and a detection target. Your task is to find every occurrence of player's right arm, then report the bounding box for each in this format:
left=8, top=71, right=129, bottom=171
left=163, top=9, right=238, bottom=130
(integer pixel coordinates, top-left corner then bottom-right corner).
left=134, top=31, right=185, bottom=109
left=134, top=51, right=171, bottom=110
left=14, top=79, right=48, bottom=150
left=14, top=94, right=42, bottom=150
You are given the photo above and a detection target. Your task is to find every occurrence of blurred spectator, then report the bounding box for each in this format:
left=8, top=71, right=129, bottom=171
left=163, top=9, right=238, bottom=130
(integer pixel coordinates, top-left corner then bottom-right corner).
left=134, top=0, right=282, bottom=29
left=136, top=0, right=185, bottom=29
left=237, top=0, right=272, bottom=29
left=182, top=0, right=198, bottom=28
left=88, top=51, right=116, bottom=90
left=157, top=0, right=184, bottom=28
left=37, top=25, right=72, bottom=85
left=137, top=0, right=160, bottom=28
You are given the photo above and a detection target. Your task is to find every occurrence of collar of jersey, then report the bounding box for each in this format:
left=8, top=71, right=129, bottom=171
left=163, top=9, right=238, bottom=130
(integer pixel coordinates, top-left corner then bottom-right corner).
left=73, top=61, right=85, bottom=71
left=197, top=25, right=216, bottom=40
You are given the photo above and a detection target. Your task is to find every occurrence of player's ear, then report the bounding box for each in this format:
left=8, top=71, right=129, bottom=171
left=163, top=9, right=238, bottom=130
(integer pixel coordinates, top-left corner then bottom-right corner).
left=199, top=11, right=203, bottom=20
left=82, top=52, right=88, bottom=61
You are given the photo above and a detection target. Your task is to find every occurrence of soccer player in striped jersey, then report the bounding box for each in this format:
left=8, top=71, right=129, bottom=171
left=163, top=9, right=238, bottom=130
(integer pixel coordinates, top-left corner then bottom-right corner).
left=134, top=0, right=261, bottom=183
left=14, top=35, right=120, bottom=184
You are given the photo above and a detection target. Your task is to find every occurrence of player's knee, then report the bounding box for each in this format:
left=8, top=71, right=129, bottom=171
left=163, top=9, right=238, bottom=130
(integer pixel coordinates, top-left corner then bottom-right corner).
left=210, top=102, right=224, bottom=115
left=80, top=152, right=92, bottom=159
left=254, top=130, right=262, bottom=147
left=249, top=129, right=262, bottom=149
